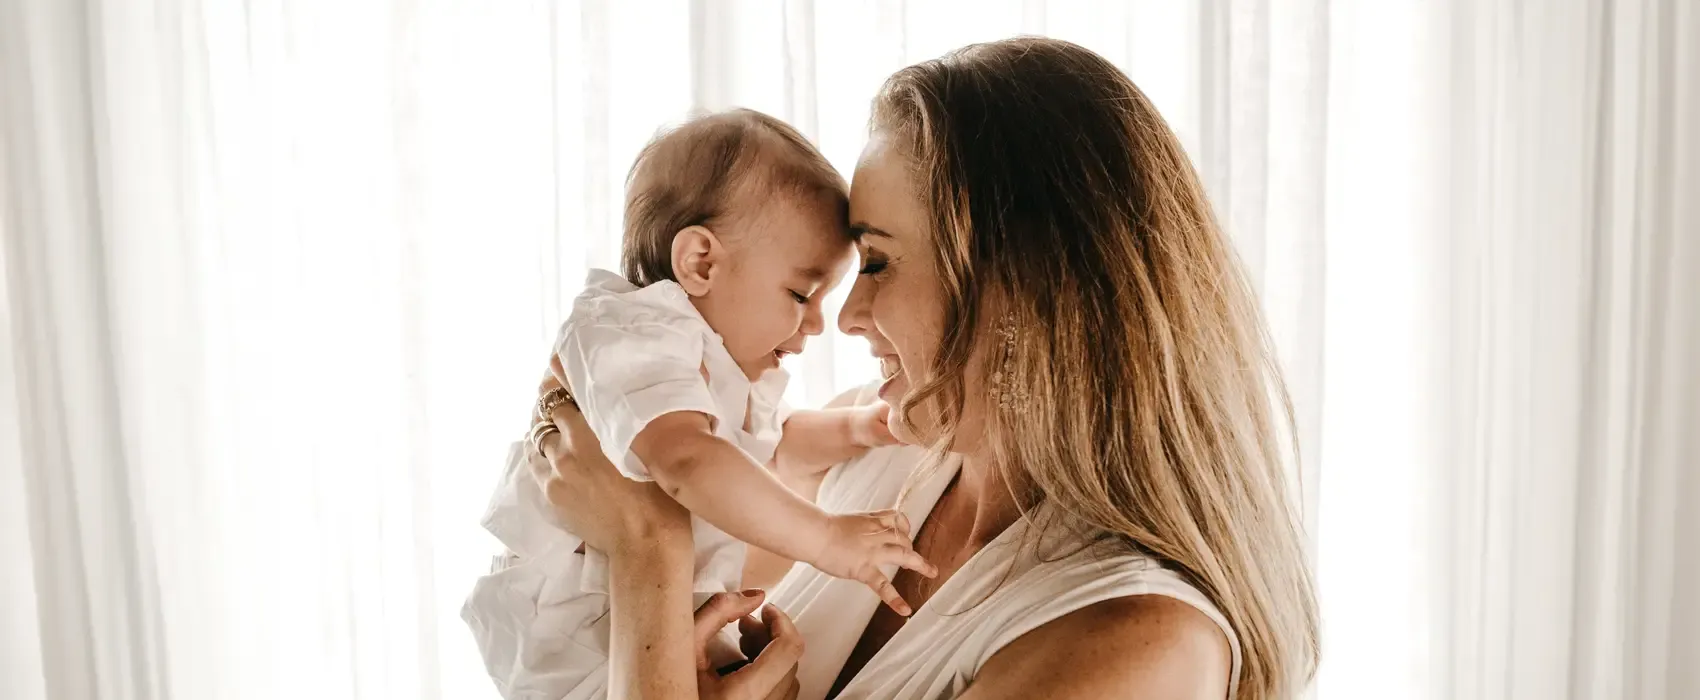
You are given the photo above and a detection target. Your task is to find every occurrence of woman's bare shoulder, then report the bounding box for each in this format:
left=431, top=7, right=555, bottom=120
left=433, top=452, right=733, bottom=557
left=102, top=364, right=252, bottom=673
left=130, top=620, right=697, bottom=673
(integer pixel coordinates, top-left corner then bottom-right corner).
left=963, top=594, right=1232, bottom=700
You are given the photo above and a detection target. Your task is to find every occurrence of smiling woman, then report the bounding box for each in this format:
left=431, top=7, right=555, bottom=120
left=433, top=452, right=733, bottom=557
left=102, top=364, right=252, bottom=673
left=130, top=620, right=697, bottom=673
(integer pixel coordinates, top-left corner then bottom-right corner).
left=840, top=39, right=1317, bottom=698
left=528, top=37, right=1317, bottom=700
left=8, top=2, right=1697, bottom=700
left=842, top=224, right=904, bottom=403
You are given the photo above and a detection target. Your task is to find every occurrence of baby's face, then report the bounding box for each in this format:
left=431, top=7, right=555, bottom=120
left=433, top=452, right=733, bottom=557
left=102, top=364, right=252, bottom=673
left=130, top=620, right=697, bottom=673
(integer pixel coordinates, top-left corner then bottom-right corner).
left=695, top=193, right=855, bottom=380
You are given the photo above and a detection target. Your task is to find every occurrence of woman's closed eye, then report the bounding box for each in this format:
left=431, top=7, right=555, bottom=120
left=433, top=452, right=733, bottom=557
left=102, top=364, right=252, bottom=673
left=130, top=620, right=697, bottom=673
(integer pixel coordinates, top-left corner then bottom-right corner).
left=858, top=259, right=888, bottom=276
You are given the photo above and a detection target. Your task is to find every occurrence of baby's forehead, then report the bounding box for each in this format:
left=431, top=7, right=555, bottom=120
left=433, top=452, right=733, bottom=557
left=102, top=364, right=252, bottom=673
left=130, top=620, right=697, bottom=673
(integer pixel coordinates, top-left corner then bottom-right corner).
left=727, top=176, right=849, bottom=239
left=735, top=198, right=855, bottom=274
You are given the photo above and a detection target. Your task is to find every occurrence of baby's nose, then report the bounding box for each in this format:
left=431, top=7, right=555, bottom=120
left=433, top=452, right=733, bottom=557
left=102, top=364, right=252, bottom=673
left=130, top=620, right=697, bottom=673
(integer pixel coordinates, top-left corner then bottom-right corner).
left=800, top=305, right=826, bottom=335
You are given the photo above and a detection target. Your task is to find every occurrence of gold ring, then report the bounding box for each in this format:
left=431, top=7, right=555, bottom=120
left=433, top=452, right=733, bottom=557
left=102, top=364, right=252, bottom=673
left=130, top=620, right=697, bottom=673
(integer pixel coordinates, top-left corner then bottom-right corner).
left=529, top=419, right=561, bottom=460
left=536, top=386, right=575, bottom=423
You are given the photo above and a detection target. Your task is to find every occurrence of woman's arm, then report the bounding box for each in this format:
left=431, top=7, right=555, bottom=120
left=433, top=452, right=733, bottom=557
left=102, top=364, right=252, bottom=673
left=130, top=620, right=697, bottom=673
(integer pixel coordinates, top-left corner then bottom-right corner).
left=532, top=370, right=804, bottom=700
left=607, top=517, right=699, bottom=696
left=957, top=596, right=1232, bottom=700
left=536, top=403, right=700, bottom=698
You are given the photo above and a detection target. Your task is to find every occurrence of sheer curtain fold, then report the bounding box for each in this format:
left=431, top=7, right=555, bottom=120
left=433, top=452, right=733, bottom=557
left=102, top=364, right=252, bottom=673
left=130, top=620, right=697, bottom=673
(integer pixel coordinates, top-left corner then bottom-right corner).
left=1420, top=1, right=1700, bottom=699
left=1, top=0, right=203, bottom=698
left=2, top=1, right=1695, bottom=699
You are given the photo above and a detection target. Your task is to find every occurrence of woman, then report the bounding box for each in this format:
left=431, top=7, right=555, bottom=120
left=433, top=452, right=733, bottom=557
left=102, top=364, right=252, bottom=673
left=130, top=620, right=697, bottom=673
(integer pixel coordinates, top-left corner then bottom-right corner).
left=531, top=37, right=1318, bottom=699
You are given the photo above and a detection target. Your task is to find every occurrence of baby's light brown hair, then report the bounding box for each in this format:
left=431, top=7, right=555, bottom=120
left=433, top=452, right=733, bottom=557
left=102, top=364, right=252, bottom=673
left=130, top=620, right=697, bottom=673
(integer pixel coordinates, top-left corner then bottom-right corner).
left=622, top=109, right=849, bottom=287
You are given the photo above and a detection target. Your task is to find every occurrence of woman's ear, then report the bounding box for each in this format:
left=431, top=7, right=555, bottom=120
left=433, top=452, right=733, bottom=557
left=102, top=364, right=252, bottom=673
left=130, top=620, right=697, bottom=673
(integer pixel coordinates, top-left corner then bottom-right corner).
left=671, top=225, right=723, bottom=296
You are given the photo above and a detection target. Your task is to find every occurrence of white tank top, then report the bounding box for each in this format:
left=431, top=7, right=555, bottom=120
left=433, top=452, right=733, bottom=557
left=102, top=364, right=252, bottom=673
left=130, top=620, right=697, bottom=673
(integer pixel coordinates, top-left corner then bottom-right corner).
left=768, top=446, right=1242, bottom=700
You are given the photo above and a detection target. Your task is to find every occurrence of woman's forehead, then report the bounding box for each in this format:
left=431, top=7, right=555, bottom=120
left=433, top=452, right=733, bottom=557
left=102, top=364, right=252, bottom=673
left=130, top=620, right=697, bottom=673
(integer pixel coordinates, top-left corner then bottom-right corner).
left=850, top=138, right=902, bottom=196
left=849, top=138, right=923, bottom=243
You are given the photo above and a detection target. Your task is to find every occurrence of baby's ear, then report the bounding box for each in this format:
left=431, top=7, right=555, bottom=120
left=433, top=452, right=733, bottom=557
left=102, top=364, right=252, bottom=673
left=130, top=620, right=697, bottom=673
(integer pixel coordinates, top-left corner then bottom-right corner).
left=671, top=225, right=724, bottom=296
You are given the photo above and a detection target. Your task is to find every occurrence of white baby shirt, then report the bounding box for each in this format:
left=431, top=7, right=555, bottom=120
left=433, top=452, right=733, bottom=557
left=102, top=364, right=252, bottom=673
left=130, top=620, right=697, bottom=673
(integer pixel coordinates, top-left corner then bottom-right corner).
left=481, top=268, right=791, bottom=596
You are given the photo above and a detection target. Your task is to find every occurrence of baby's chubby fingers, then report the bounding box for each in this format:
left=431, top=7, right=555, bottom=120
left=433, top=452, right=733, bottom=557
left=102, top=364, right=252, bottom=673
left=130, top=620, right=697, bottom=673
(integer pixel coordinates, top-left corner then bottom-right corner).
left=879, top=542, right=937, bottom=578
left=862, top=572, right=913, bottom=617
left=886, top=510, right=913, bottom=539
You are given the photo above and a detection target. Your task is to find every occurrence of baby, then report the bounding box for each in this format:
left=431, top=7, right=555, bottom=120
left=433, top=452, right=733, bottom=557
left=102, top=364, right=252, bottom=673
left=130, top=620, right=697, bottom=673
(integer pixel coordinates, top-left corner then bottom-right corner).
left=463, top=109, right=931, bottom=700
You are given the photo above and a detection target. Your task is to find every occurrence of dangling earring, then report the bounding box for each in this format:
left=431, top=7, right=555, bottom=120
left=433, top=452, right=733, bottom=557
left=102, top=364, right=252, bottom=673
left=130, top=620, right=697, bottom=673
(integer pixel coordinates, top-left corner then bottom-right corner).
left=989, top=313, right=1027, bottom=410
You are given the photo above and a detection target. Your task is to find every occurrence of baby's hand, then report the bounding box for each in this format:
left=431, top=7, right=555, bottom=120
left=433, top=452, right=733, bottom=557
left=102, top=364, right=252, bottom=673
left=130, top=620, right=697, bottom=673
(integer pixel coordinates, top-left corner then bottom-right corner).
left=848, top=403, right=901, bottom=448
left=810, top=509, right=936, bottom=616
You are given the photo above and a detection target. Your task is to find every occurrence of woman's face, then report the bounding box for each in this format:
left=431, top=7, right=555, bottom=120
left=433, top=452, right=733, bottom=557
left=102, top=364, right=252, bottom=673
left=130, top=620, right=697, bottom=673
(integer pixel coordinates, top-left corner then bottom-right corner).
left=839, top=134, right=952, bottom=444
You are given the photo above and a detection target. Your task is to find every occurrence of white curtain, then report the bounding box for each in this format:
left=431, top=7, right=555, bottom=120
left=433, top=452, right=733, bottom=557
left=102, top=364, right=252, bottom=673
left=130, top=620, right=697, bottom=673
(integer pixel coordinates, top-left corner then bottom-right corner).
left=1, top=1, right=1694, bottom=699
left=1415, top=2, right=1700, bottom=698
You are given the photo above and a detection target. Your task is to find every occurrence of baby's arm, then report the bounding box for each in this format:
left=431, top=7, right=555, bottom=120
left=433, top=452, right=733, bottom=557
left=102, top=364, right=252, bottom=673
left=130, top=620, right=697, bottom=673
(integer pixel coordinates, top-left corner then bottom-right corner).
left=773, top=403, right=899, bottom=478
left=632, top=410, right=832, bottom=564
left=632, top=409, right=934, bottom=614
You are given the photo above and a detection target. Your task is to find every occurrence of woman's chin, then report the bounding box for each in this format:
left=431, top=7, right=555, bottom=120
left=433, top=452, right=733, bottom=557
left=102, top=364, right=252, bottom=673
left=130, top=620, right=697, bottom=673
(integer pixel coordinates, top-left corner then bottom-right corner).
left=877, top=385, right=926, bottom=446
left=885, top=408, right=917, bottom=446
left=876, top=370, right=906, bottom=402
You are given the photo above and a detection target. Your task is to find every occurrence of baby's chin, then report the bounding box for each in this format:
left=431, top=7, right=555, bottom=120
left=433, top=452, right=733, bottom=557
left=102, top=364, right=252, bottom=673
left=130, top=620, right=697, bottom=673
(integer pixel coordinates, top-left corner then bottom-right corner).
left=731, top=351, right=786, bottom=380
left=733, top=361, right=771, bottom=382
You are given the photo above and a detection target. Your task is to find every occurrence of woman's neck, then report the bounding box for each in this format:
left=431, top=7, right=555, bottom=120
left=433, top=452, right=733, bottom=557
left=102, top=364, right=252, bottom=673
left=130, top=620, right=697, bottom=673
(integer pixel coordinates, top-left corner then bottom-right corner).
left=948, top=452, right=1025, bottom=548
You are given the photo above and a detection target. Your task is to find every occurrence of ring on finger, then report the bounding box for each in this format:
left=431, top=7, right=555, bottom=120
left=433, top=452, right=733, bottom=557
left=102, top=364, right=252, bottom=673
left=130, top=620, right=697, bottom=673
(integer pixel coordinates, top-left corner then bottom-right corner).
left=529, top=419, right=561, bottom=460
left=536, top=385, right=575, bottom=423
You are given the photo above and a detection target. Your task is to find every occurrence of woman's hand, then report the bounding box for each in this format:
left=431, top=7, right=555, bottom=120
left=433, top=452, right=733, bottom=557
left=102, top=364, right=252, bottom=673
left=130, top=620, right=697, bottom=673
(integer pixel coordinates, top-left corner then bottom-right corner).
left=696, top=592, right=804, bottom=700
left=530, top=357, right=690, bottom=554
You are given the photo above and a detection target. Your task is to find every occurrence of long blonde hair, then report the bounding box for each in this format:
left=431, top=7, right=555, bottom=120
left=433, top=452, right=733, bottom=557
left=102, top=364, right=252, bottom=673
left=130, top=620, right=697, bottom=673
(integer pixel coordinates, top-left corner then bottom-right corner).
left=873, top=38, right=1319, bottom=698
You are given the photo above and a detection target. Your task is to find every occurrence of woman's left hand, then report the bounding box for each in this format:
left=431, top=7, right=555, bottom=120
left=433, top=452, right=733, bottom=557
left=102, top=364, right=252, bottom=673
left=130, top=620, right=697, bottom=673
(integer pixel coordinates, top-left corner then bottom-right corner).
left=694, top=592, right=803, bottom=700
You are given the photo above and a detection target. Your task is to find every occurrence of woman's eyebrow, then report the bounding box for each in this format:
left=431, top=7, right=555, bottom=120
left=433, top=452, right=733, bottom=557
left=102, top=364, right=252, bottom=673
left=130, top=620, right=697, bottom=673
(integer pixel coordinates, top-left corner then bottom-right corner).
left=849, top=223, right=893, bottom=240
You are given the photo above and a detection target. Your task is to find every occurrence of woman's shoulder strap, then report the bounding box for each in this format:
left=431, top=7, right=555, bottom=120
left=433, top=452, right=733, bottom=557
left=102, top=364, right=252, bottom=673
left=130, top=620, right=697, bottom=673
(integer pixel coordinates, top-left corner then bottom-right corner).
left=972, top=540, right=1243, bottom=698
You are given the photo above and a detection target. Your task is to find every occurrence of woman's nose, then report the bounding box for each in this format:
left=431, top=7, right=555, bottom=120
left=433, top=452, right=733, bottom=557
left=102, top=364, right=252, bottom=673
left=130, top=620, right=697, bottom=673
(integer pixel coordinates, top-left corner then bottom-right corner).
left=838, top=274, right=872, bottom=337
